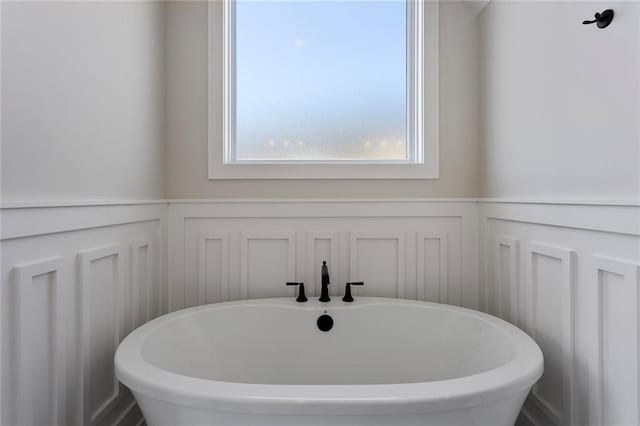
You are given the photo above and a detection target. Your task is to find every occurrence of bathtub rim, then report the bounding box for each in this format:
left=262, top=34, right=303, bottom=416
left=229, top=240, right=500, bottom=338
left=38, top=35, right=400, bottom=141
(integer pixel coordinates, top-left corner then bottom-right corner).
left=115, top=297, right=543, bottom=416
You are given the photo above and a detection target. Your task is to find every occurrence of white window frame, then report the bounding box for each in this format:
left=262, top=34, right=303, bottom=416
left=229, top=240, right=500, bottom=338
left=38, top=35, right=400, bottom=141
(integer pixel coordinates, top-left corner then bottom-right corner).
left=208, top=0, right=439, bottom=180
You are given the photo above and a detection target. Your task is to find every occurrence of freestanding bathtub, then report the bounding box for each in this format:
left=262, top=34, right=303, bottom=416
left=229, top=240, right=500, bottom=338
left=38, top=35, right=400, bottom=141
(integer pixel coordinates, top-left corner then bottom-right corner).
left=115, top=298, right=543, bottom=426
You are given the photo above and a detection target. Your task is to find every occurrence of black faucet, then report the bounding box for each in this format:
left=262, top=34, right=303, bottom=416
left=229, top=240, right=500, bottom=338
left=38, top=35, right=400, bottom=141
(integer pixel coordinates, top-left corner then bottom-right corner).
left=286, top=282, right=307, bottom=302
left=319, top=261, right=330, bottom=302
left=342, top=282, right=364, bottom=302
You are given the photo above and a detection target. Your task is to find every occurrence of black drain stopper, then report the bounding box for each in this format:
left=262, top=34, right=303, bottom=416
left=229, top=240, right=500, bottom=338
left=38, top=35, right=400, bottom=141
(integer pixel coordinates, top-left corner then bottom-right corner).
left=317, top=314, right=333, bottom=332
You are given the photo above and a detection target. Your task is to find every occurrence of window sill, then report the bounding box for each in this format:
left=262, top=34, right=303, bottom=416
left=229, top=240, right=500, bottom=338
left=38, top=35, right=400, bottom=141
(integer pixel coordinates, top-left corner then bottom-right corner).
left=208, top=161, right=439, bottom=180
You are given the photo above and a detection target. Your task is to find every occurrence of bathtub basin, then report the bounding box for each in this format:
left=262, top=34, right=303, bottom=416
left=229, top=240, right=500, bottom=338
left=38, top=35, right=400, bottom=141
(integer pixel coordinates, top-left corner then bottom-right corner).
left=115, top=298, right=542, bottom=426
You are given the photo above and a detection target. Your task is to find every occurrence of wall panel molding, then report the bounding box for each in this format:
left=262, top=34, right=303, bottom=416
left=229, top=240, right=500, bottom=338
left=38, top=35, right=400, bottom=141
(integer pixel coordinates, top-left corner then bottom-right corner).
left=0, top=203, right=167, bottom=240
left=350, top=232, right=406, bottom=298
left=167, top=200, right=477, bottom=310
left=198, top=232, right=229, bottom=304
left=525, top=242, right=575, bottom=425
left=78, top=244, right=124, bottom=425
left=416, top=233, right=448, bottom=303
left=1, top=203, right=166, bottom=426
left=494, top=236, right=519, bottom=324
left=240, top=231, right=296, bottom=299
left=1, top=199, right=638, bottom=425
left=481, top=201, right=640, bottom=236
left=130, top=238, right=153, bottom=331
left=167, top=199, right=477, bottom=218
left=12, top=256, right=65, bottom=426
left=591, top=256, right=640, bottom=426
left=481, top=202, right=640, bottom=426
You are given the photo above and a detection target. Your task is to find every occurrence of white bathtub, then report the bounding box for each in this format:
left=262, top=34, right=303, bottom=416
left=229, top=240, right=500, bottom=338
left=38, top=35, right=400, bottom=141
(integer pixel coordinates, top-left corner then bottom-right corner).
left=115, top=298, right=543, bottom=426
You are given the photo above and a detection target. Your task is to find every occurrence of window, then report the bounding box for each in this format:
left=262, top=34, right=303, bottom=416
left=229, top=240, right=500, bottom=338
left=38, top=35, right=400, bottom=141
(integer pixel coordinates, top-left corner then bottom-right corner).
left=209, top=0, right=438, bottom=179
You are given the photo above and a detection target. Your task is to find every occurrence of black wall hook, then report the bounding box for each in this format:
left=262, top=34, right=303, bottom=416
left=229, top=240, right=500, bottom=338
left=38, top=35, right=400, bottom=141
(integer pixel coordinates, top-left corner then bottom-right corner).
left=582, top=9, right=614, bottom=29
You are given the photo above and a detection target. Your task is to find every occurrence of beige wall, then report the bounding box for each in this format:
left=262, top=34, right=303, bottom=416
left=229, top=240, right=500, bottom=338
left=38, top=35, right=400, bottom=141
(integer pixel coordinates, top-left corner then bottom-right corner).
left=5, top=1, right=636, bottom=203
left=1, top=1, right=166, bottom=202
left=165, top=1, right=481, bottom=199
left=479, top=1, right=640, bottom=200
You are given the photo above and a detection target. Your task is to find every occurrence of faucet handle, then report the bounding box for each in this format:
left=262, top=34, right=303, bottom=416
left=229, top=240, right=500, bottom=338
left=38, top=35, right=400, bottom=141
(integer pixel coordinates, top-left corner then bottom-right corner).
left=286, top=282, right=308, bottom=302
left=342, top=282, right=364, bottom=303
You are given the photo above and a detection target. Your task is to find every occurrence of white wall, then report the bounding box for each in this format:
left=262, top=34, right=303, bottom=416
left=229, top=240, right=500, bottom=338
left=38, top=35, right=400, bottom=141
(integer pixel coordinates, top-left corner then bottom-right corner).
left=165, top=1, right=481, bottom=198
left=1, top=1, right=166, bottom=202
left=167, top=199, right=480, bottom=311
left=480, top=201, right=640, bottom=426
left=1, top=203, right=167, bottom=426
left=479, top=1, right=640, bottom=200
left=1, top=2, right=167, bottom=425
left=478, top=3, right=640, bottom=424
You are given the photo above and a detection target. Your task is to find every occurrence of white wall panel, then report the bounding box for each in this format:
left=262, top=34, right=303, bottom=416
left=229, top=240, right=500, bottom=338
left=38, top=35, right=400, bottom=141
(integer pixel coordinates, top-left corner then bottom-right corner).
left=78, top=244, right=124, bottom=425
left=493, top=236, right=519, bottom=324
left=168, top=200, right=477, bottom=309
left=481, top=201, right=640, bottom=426
left=131, top=238, right=153, bottom=331
left=12, top=257, right=65, bottom=426
left=350, top=233, right=406, bottom=298
left=198, top=232, right=229, bottom=304
left=8, top=199, right=639, bottom=426
left=0, top=203, right=166, bottom=426
left=416, top=233, right=447, bottom=303
left=591, top=256, right=640, bottom=426
left=525, top=243, right=575, bottom=426
left=240, top=232, right=296, bottom=299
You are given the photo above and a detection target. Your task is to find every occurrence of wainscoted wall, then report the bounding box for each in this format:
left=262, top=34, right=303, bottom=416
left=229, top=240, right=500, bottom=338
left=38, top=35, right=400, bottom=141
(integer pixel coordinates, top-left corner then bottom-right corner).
left=0, top=202, right=168, bottom=426
left=167, top=200, right=480, bottom=311
left=480, top=201, right=640, bottom=426
left=1, top=199, right=638, bottom=426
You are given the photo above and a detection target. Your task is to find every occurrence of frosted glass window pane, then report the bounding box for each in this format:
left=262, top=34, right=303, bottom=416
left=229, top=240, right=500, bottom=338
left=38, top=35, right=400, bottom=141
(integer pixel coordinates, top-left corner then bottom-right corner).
left=235, top=0, right=407, bottom=161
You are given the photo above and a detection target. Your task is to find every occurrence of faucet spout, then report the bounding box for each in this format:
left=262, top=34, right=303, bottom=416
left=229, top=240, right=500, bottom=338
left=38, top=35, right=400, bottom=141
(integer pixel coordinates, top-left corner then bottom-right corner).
left=320, top=261, right=331, bottom=302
